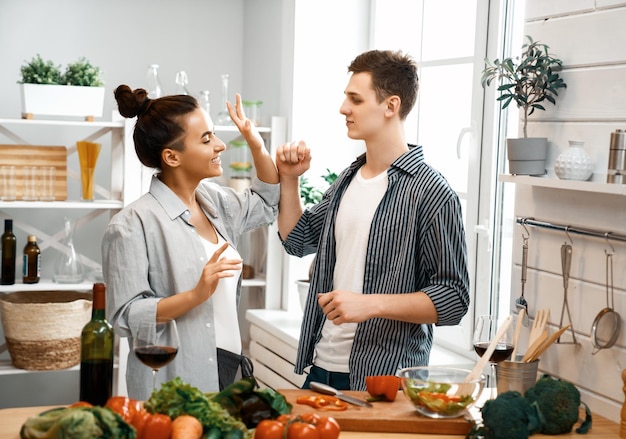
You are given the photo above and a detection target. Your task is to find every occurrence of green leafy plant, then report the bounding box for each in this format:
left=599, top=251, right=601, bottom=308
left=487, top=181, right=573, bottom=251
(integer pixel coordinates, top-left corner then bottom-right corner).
left=19, top=54, right=62, bottom=85
left=62, top=57, right=104, bottom=86
left=18, top=55, right=103, bottom=87
left=299, top=168, right=338, bottom=208
left=481, top=35, right=567, bottom=138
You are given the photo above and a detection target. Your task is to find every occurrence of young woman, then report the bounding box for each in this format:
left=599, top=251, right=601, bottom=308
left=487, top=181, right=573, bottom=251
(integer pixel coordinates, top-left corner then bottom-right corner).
left=103, top=85, right=279, bottom=400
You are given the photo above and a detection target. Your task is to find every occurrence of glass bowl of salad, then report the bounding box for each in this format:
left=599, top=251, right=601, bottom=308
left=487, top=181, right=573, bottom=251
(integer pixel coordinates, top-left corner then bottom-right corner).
left=398, top=366, right=485, bottom=418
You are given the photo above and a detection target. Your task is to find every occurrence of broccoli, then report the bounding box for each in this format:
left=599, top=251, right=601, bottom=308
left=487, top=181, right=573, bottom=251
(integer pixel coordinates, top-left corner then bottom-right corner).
left=466, top=391, right=543, bottom=439
left=524, top=374, right=592, bottom=435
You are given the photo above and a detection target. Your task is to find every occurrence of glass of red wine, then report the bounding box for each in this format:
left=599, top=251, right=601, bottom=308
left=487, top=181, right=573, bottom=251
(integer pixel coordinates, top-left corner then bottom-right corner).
left=473, top=315, right=514, bottom=398
left=134, top=318, right=179, bottom=390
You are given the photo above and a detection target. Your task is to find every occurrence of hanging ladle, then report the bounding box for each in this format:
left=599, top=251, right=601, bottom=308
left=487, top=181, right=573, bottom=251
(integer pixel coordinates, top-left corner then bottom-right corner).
left=591, top=233, right=621, bottom=355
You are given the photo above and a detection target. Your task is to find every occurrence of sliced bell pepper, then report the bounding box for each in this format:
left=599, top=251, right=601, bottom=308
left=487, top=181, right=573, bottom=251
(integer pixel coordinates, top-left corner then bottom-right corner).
left=365, top=375, right=400, bottom=402
left=296, top=395, right=348, bottom=411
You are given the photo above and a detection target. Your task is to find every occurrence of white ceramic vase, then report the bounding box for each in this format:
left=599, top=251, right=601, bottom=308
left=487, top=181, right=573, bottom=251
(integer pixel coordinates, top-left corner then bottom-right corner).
left=554, top=140, right=594, bottom=181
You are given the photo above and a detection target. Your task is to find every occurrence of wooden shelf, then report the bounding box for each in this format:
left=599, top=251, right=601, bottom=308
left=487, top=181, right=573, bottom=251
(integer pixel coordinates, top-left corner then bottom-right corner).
left=498, top=174, right=626, bottom=195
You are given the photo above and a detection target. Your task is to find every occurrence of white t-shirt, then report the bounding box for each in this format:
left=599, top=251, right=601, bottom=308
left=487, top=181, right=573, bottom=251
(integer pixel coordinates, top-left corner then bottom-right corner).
left=200, top=233, right=242, bottom=354
left=314, top=168, right=388, bottom=372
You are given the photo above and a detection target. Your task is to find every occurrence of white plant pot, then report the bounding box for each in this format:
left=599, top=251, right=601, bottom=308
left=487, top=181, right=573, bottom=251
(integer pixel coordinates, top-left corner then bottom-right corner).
left=296, top=280, right=310, bottom=312
left=20, top=83, right=105, bottom=119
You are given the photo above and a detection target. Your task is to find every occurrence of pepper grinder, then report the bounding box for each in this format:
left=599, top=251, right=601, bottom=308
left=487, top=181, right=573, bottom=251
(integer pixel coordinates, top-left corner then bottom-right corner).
left=607, top=129, right=626, bottom=184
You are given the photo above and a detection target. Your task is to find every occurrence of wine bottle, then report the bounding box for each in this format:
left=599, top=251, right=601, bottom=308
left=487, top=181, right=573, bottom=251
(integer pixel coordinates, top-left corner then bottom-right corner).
left=22, top=235, right=40, bottom=284
left=79, top=282, right=114, bottom=406
left=1, top=219, right=16, bottom=285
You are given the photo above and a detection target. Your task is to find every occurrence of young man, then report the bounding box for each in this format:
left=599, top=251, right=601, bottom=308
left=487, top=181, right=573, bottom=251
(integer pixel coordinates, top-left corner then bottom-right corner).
left=275, top=50, right=470, bottom=390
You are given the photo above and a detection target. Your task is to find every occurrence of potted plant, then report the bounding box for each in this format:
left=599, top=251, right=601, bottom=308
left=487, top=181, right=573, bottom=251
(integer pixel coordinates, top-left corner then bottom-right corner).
left=481, top=35, right=567, bottom=175
left=296, top=168, right=337, bottom=311
left=19, top=55, right=105, bottom=120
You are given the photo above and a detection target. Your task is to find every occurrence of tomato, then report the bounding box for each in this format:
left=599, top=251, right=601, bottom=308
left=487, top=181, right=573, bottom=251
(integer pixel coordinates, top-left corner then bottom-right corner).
left=68, top=401, right=93, bottom=408
left=256, top=414, right=340, bottom=439
left=365, top=375, right=400, bottom=402
left=131, top=409, right=173, bottom=439
left=314, top=417, right=340, bottom=439
left=255, top=419, right=284, bottom=439
left=298, top=413, right=321, bottom=425
left=142, top=413, right=172, bottom=439
left=131, top=409, right=152, bottom=439
left=288, top=421, right=320, bottom=439
left=105, top=396, right=141, bottom=423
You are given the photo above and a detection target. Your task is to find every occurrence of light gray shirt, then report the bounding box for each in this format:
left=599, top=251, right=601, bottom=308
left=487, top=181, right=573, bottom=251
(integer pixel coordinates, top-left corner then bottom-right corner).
left=102, top=175, right=279, bottom=400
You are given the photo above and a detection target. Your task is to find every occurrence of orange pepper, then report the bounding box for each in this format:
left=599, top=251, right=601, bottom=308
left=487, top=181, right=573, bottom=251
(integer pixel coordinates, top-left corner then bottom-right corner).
left=296, top=395, right=348, bottom=411
left=365, top=375, right=400, bottom=402
left=104, top=396, right=142, bottom=423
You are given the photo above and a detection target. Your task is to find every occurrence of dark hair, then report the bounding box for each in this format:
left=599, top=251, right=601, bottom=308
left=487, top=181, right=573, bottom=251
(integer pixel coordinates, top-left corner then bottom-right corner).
left=348, top=50, right=418, bottom=120
left=114, top=85, right=199, bottom=168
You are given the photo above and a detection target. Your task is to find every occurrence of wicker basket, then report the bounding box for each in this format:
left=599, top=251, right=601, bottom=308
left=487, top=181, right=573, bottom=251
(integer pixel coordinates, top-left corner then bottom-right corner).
left=0, top=290, right=92, bottom=370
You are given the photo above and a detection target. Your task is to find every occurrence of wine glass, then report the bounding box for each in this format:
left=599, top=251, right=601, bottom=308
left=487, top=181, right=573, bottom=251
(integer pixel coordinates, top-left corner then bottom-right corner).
left=473, top=315, right=514, bottom=398
left=134, top=318, right=179, bottom=390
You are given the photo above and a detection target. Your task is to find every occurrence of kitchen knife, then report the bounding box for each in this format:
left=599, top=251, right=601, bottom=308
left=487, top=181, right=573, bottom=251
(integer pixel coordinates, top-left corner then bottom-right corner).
left=309, top=381, right=373, bottom=408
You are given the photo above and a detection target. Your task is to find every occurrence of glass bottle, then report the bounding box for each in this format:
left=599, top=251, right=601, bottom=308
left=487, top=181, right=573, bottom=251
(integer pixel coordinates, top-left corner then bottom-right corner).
left=53, top=217, right=84, bottom=283
left=146, top=64, right=162, bottom=99
left=215, top=73, right=233, bottom=125
left=1, top=219, right=16, bottom=285
left=79, top=282, right=114, bottom=406
left=22, top=234, right=40, bottom=284
left=175, top=71, right=189, bottom=95
left=198, top=90, right=211, bottom=116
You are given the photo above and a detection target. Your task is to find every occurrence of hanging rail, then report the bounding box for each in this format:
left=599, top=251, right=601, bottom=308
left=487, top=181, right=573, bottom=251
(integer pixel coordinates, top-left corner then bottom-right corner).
left=516, top=217, right=626, bottom=243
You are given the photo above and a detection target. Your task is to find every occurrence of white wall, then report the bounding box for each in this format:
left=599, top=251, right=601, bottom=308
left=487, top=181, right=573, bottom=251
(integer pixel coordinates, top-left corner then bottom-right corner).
left=510, top=0, right=626, bottom=422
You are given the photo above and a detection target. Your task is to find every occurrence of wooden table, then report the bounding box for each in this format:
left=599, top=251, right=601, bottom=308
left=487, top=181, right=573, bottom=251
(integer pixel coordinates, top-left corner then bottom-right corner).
left=0, top=405, right=620, bottom=438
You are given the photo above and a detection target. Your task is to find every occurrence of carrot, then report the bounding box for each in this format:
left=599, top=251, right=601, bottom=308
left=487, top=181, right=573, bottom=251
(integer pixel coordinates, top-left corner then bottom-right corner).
left=171, top=414, right=204, bottom=439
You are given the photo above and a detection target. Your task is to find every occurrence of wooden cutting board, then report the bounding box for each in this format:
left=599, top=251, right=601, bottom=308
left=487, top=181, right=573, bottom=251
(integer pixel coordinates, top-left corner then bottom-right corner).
left=278, top=389, right=476, bottom=435
left=0, top=145, right=67, bottom=200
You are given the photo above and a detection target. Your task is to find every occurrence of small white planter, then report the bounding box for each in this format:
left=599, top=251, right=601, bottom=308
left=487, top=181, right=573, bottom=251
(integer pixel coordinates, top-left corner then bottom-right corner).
left=296, top=280, right=310, bottom=312
left=20, top=83, right=105, bottom=119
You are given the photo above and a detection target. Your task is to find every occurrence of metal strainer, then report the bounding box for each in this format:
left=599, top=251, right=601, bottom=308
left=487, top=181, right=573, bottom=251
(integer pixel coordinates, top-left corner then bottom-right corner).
left=591, top=235, right=621, bottom=355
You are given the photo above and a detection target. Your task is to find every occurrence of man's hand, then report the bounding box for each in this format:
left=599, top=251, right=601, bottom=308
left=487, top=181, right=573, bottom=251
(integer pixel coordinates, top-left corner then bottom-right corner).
left=318, top=290, right=372, bottom=324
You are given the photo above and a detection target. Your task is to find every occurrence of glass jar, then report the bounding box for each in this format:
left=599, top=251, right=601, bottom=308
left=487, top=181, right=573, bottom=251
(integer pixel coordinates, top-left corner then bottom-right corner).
left=242, top=100, right=263, bottom=126
left=228, top=139, right=252, bottom=192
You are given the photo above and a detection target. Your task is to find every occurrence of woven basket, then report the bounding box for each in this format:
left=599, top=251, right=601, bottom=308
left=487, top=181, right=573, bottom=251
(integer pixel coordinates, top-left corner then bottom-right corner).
left=0, top=291, right=92, bottom=370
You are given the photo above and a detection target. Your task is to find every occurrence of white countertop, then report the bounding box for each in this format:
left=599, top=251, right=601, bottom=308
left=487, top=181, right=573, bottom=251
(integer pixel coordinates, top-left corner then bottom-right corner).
left=245, top=309, right=302, bottom=349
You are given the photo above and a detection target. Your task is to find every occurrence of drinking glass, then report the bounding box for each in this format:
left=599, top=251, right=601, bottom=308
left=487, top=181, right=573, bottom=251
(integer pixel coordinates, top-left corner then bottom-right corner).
left=134, top=318, right=179, bottom=390
left=473, top=315, right=514, bottom=398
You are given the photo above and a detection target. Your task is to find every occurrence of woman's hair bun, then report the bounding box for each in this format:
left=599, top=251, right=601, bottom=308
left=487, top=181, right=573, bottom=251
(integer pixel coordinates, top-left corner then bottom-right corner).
left=114, top=85, right=150, bottom=118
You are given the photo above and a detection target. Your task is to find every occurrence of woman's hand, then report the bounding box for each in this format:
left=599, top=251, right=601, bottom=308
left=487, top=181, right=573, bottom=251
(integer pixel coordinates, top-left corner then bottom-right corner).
left=227, top=93, right=264, bottom=152
left=276, top=140, right=312, bottom=178
left=194, top=242, right=242, bottom=302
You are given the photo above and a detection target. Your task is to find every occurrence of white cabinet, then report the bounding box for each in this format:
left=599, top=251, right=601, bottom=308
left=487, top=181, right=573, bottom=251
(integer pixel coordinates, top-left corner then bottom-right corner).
left=0, top=114, right=142, bottom=407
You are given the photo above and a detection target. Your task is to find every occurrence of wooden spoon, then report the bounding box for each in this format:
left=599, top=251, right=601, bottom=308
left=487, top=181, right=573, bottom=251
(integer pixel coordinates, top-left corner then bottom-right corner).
left=465, top=315, right=513, bottom=382
left=524, top=324, right=572, bottom=363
